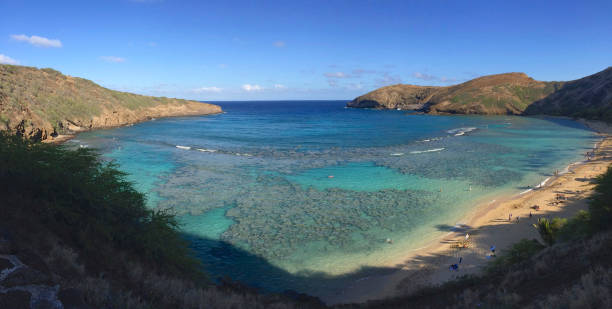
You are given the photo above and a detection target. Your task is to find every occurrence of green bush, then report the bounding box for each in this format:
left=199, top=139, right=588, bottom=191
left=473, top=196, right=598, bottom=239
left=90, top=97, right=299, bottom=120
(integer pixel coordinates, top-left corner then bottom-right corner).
left=589, top=165, right=612, bottom=232
left=0, top=132, right=202, bottom=277
left=535, top=218, right=567, bottom=246
left=557, top=210, right=591, bottom=242
left=487, top=238, right=545, bottom=273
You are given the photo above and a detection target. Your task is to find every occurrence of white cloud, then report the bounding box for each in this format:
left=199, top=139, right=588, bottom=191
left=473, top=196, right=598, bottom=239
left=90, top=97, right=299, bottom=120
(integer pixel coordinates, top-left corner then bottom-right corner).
left=376, top=72, right=402, bottom=86
left=273, top=84, right=287, bottom=89
left=273, top=41, right=286, bottom=48
left=242, top=84, right=263, bottom=91
left=413, top=72, right=437, bottom=81
left=0, top=54, right=19, bottom=65
left=324, top=72, right=348, bottom=78
left=352, top=69, right=376, bottom=76
left=193, top=86, right=222, bottom=93
left=10, top=34, right=62, bottom=48
left=413, top=72, right=458, bottom=84
left=100, top=56, right=126, bottom=63
left=347, top=83, right=364, bottom=90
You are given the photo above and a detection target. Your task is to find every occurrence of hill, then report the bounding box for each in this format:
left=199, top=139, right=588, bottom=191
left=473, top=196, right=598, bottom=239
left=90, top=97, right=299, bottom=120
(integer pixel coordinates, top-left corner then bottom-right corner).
left=348, top=68, right=612, bottom=120
left=524, top=67, right=612, bottom=122
left=0, top=64, right=222, bottom=141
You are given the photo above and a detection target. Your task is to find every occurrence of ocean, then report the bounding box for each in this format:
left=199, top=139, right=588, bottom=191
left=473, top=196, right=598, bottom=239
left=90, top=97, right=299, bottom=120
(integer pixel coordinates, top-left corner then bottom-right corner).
left=74, top=100, right=598, bottom=297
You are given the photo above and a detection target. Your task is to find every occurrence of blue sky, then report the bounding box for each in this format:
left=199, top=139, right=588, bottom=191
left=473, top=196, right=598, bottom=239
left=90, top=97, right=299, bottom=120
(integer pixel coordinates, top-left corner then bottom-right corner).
left=1, top=0, right=610, bottom=100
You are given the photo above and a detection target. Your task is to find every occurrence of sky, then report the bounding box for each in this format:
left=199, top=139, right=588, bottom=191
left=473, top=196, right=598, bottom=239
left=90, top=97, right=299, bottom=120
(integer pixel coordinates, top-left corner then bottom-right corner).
left=1, top=0, right=611, bottom=101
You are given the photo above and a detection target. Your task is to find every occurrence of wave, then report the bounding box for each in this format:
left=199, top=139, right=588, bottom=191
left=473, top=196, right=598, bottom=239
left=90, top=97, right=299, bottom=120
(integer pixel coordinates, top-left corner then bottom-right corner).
left=536, top=177, right=551, bottom=188
left=196, top=148, right=217, bottom=153
left=409, top=148, right=445, bottom=154
left=447, top=127, right=477, bottom=136
left=418, top=137, right=442, bottom=143
left=390, top=153, right=404, bottom=156
left=176, top=145, right=191, bottom=150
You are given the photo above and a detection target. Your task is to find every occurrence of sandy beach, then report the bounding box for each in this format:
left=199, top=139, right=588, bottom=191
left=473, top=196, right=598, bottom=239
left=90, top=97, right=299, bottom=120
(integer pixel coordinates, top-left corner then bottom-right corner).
left=326, top=120, right=612, bottom=305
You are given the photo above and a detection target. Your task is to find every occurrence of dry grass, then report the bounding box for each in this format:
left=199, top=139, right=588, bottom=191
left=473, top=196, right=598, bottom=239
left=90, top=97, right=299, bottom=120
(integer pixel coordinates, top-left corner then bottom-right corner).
left=0, top=64, right=220, bottom=140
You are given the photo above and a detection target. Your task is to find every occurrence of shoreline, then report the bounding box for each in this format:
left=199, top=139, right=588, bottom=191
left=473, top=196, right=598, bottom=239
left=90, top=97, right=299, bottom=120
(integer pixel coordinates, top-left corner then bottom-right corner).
left=326, top=120, right=612, bottom=305
left=43, top=111, right=223, bottom=145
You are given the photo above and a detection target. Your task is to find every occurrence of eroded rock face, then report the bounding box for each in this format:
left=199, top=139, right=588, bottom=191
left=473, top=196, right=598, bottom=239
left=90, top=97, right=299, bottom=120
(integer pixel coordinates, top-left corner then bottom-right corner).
left=347, top=84, right=438, bottom=110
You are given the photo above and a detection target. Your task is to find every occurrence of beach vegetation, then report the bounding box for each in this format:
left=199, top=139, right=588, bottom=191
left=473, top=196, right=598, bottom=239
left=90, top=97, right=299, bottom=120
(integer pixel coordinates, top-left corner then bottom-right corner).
left=543, top=165, right=612, bottom=243
left=535, top=218, right=567, bottom=246
left=487, top=238, right=545, bottom=273
left=588, top=165, right=612, bottom=232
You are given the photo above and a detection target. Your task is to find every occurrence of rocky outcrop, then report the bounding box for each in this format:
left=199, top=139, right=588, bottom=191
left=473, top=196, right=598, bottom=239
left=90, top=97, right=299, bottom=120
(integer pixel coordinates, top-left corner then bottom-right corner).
left=347, top=85, right=439, bottom=110
left=0, top=64, right=222, bottom=142
left=0, top=235, right=67, bottom=309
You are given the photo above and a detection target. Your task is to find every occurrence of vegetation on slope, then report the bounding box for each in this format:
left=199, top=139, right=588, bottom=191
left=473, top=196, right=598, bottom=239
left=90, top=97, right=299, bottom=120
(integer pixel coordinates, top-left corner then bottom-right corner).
left=425, top=73, right=562, bottom=115
left=0, top=64, right=221, bottom=141
left=347, top=72, right=562, bottom=114
left=0, top=133, right=318, bottom=308
left=346, top=85, right=439, bottom=109
left=524, top=67, right=612, bottom=123
left=348, top=67, right=612, bottom=122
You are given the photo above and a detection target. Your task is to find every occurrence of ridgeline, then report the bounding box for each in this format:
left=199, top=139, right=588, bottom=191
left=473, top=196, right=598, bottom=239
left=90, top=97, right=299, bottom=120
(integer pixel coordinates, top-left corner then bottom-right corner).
left=348, top=67, right=612, bottom=122
left=0, top=64, right=222, bottom=141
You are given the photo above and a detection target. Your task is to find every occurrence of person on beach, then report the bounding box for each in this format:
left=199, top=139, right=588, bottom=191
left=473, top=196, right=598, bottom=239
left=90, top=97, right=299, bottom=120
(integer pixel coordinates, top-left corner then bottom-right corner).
left=529, top=211, right=532, bottom=219
left=509, top=213, right=512, bottom=222
left=459, top=257, right=463, bottom=264
left=516, top=216, right=520, bottom=223
left=490, top=245, right=496, bottom=257
left=465, top=233, right=470, bottom=240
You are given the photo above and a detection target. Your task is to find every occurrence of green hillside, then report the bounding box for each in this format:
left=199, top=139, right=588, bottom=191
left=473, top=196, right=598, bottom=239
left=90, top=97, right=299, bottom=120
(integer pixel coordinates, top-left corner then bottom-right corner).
left=348, top=68, right=612, bottom=122
left=524, top=67, right=612, bottom=122
left=0, top=64, right=221, bottom=141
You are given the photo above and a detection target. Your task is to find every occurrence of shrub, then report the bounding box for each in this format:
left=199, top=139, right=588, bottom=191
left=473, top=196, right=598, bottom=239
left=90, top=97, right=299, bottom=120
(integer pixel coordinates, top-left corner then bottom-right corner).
left=487, top=238, right=545, bottom=273
left=0, top=132, right=201, bottom=277
left=589, top=165, right=612, bottom=232
left=535, top=218, right=567, bottom=246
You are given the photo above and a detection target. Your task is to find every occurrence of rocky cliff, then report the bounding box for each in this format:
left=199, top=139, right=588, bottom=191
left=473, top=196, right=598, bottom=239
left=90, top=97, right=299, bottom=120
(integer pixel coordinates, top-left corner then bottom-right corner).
left=348, top=69, right=612, bottom=118
left=0, top=64, right=222, bottom=141
left=346, top=84, right=439, bottom=110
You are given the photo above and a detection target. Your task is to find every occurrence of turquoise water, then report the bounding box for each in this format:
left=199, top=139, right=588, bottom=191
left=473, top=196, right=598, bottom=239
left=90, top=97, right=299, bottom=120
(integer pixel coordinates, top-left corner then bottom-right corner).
left=74, top=100, right=598, bottom=296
